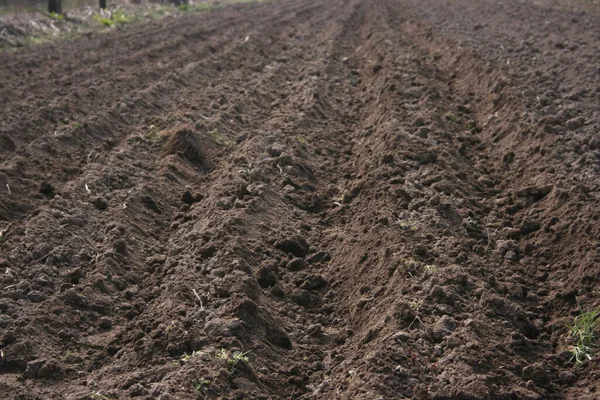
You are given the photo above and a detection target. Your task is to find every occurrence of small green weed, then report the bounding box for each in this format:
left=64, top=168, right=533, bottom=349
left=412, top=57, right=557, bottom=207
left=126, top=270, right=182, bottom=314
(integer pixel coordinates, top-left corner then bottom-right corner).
left=216, top=348, right=251, bottom=371
left=194, top=378, right=212, bottom=393
left=569, top=307, right=600, bottom=363
left=48, top=11, right=64, bottom=21
left=26, top=36, right=46, bottom=45
left=296, top=136, right=308, bottom=145
left=181, top=350, right=201, bottom=362
left=112, top=10, right=132, bottom=23
left=209, top=130, right=233, bottom=146
left=147, top=125, right=164, bottom=143
left=94, top=15, right=114, bottom=27
left=396, top=219, right=417, bottom=231
left=94, top=10, right=132, bottom=27
left=179, top=3, right=211, bottom=12
left=444, top=112, right=457, bottom=122
left=421, top=264, right=438, bottom=276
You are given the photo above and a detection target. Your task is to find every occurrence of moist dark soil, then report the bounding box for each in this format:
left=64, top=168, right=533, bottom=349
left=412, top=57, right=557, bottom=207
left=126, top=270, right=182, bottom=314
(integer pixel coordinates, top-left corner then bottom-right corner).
left=1, top=0, right=600, bottom=399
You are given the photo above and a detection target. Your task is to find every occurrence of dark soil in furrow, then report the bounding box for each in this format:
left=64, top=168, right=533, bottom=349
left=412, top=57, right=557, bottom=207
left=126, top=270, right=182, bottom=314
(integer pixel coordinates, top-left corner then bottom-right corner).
left=1, top=0, right=599, bottom=399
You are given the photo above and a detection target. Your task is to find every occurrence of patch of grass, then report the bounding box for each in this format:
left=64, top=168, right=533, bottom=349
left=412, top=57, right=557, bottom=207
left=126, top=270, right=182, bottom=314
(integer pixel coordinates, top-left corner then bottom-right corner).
left=94, top=10, right=132, bottom=27
left=147, top=125, right=165, bottom=143
left=209, top=130, right=233, bottom=146
left=112, top=10, right=132, bottom=23
left=26, top=36, right=47, bottom=45
left=569, top=307, right=600, bottom=363
left=396, top=219, right=418, bottom=231
left=70, top=122, right=82, bottom=129
left=216, top=348, right=251, bottom=371
left=296, top=136, right=308, bottom=145
left=181, top=350, right=200, bottom=362
left=178, top=2, right=212, bottom=12
left=48, top=11, right=64, bottom=21
left=421, top=264, right=438, bottom=276
left=194, top=378, right=212, bottom=394
left=94, top=15, right=114, bottom=27
left=59, top=350, right=72, bottom=362
left=147, top=5, right=176, bottom=19
left=444, top=112, right=457, bottom=122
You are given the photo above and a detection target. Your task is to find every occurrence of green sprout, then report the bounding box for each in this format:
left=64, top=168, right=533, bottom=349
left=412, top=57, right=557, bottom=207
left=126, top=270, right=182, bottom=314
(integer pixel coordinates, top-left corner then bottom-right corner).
left=181, top=350, right=200, bottom=362
left=569, top=307, right=600, bottom=363
left=48, top=12, right=64, bottom=21
left=194, top=378, right=212, bottom=393
left=94, top=10, right=132, bottom=27
left=216, top=348, right=251, bottom=371
left=444, top=112, right=457, bottom=122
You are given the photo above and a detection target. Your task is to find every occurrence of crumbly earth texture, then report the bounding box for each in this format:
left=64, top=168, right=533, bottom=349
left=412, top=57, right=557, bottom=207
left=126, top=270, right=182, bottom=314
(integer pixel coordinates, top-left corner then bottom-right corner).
left=1, top=0, right=600, bottom=398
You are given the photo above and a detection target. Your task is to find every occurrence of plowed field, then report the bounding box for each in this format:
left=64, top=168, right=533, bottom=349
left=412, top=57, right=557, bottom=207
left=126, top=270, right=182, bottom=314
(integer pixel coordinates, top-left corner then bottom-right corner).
left=1, top=0, right=600, bottom=398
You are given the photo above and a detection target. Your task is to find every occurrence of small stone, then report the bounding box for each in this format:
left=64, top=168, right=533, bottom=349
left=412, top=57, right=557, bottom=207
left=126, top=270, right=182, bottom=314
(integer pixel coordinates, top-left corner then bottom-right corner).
left=91, top=197, right=108, bottom=211
left=113, top=239, right=127, bottom=254
left=431, top=315, right=456, bottom=343
left=391, top=331, right=410, bottom=342
left=504, top=250, right=518, bottom=261
left=98, top=317, right=112, bottom=330
left=430, top=285, right=445, bottom=299
left=128, top=383, right=148, bottom=396
left=559, top=370, right=575, bottom=384
left=414, top=151, right=437, bottom=165
left=416, top=127, right=431, bottom=138
left=287, top=258, right=308, bottom=271
left=435, top=304, right=455, bottom=315
left=61, top=289, right=88, bottom=307
left=565, top=117, right=584, bottom=130
left=300, top=274, right=328, bottom=290
left=27, top=290, right=47, bottom=303
left=39, top=182, right=55, bottom=198
left=520, top=219, right=540, bottom=235
left=25, top=359, right=61, bottom=379
left=216, top=197, right=234, bottom=210
left=312, top=381, right=330, bottom=396
left=267, top=143, right=285, bottom=157
left=405, top=86, right=424, bottom=98
left=181, top=191, right=195, bottom=205
left=307, top=251, right=331, bottom=264
left=290, top=289, right=313, bottom=307
left=145, top=255, right=167, bottom=266
left=381, top=154, right=394, bottom=164
left=234, top=198, right=246, bottom=208
left=256, top=266, right=278, bottom=288
left=276, top=236, right=309, bottom=257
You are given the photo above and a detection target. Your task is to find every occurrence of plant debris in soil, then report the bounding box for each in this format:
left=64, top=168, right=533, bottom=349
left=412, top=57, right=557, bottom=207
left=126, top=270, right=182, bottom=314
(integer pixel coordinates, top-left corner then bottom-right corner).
left=1, top=0, right=600, bottom=399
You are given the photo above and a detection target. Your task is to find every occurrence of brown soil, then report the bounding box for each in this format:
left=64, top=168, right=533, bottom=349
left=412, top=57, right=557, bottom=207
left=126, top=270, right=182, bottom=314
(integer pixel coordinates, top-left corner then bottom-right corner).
left=1, top=0, right=600, bottom=399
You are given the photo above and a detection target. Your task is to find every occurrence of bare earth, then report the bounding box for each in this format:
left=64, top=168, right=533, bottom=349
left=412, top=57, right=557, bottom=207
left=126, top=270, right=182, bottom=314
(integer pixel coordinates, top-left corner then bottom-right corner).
left=1, top=0, right=600, bottom=398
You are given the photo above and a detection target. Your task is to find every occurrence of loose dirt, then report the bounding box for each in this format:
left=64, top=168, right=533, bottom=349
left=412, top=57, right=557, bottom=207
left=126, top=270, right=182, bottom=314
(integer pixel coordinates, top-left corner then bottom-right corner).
left=1, top=0, right=600, bottom=399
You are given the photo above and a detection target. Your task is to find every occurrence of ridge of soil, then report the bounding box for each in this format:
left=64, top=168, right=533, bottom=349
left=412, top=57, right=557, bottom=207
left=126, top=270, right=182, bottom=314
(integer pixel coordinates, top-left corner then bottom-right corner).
left=1, top=0, right=600, bottom=398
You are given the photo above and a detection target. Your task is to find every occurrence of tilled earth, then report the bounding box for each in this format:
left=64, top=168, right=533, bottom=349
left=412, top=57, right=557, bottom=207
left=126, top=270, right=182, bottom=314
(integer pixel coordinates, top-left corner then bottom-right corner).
left=1, top=0, right=600, bottom=398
